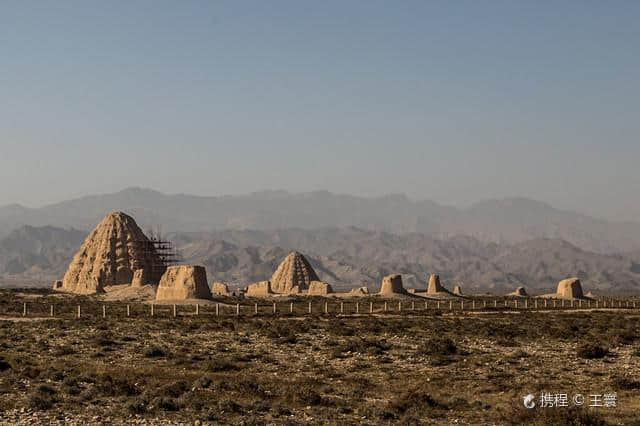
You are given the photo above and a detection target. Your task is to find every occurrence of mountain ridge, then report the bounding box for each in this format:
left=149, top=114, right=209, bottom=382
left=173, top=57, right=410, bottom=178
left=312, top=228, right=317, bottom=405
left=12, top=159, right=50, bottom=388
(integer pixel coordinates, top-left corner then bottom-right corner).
left=1, top=187, right=640, bottom=254
left=2, top=224, right=640, bottom=294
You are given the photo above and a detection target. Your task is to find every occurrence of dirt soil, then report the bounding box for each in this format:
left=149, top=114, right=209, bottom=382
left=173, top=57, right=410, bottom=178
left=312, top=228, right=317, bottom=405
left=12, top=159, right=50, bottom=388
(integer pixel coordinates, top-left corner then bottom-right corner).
left=0, top=289, right=639, bottom=425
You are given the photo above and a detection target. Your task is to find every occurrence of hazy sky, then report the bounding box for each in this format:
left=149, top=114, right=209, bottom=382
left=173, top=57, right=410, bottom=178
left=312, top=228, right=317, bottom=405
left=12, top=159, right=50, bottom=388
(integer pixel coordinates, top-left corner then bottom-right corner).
left=2, top=1, right=639, bottom=221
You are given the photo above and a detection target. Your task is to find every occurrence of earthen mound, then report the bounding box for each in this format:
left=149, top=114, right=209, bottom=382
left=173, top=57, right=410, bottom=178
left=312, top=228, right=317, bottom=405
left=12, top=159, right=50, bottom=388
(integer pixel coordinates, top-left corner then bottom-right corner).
left=453, top=285, right=464, bottom=296
left=246, top=281, right=272, bottom=297
left=508, top=286, right=528, bottom=297
left=556, top=277, right=584, bottom=299
left=270, top=251, right=319, bottom=294
left=427, top=274, right=446, bottom=294
left=378, top=274, right=406, bottom=295
left=307, top=281, right=333, bottom=296
left=349, top=287, right=370, bottom=296
left=211, top=282, right=230, bottom=296
left=132, top=268, right=156, bottom=287
left=156, top=265, right=212, bottom=300
left=59, top=211, right=164, bottom=295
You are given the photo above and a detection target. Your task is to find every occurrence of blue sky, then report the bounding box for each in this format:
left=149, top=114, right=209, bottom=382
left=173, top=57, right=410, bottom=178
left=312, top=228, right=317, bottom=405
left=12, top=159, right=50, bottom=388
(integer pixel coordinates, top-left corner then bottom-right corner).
left=1, top=1, right=639, bottom=221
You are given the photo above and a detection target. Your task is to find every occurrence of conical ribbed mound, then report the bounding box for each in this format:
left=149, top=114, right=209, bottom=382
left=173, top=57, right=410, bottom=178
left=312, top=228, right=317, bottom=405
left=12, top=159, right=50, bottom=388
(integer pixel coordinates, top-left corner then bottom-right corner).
left=270, top=251, right=319, bottom=294
left=59, top=212, right=164, bottom=294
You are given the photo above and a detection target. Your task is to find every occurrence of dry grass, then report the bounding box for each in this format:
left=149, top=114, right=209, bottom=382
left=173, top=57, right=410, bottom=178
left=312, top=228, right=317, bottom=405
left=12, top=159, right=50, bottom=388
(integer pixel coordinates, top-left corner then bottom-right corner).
left=0, top=289, right=639, bottom=424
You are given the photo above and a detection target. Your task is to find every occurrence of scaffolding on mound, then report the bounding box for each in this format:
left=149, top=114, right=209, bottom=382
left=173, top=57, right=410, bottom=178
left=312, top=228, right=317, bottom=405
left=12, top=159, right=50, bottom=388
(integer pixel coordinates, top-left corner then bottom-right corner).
left=137, top=236, right=183, bottom=278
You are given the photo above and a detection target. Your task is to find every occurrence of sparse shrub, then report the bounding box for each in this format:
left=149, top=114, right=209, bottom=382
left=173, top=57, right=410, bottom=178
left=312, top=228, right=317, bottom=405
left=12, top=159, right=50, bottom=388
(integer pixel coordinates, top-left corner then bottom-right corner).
left=611, top=375, right=640, bottom=390
left=28, top=392, right=54, bottom=410
left=144, top=345, right=167, bottom=358
left=577, top=343, right=609, bottom=359
left=507, top=405, right=607, bottom=426
left=387, top=384, right=447, bottom=418
left=94, top=334, right=117, bottom=347
left=35, top=384, right=56, bottom=395
left=53, top=345, right=76, bottom=356
left=159, top=380, right=188, bottom=398
left=21, top=366, right=41, bottom=379
left=194, top=376, right=213, bottom=389
left=205, top=357, right=242, bottom=372
left=97, top=374, right=139, bottom=396
left=218, top=399, right=241, bottom=413
left=332, top=337, right=391, bottom=358
left=0, top=357, right=11, bottom=372
left=615, top=329, right=637, bottom=346
left=28, top=386, right=57, bottom=411
left=127, top=399, right=147, bottom=414
left=154, top=396, right=179, bottom=411
left=416, top=337, right=457, bottom=356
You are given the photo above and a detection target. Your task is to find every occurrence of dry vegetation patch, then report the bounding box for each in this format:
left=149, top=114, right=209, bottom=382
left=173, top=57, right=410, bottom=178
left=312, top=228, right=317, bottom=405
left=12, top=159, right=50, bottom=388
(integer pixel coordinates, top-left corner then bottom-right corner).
left=0, top=290, right=639, bottom=424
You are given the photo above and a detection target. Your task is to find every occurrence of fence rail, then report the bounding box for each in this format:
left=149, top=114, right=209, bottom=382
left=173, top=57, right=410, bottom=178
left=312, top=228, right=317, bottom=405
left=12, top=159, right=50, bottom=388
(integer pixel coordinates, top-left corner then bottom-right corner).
left=3, top=297, right=639, bottom=320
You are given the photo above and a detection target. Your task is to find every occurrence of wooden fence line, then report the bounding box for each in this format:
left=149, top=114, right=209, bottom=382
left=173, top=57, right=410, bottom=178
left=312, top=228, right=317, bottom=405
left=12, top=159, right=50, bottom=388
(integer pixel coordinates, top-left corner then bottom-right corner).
left=5, top=298, right=639, bottom=320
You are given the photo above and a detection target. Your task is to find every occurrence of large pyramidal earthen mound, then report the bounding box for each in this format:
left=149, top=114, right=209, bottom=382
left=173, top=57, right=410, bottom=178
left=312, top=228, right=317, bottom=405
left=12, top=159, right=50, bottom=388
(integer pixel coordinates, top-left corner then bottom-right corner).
left=59, top=211, right=164, bottom=295
left=270, top=251, right=319, bottom=294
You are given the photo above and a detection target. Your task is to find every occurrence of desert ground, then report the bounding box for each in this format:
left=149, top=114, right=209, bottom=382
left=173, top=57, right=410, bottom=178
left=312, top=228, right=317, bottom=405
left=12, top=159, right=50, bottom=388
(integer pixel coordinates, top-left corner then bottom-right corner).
left=0, top=289, right=639, bottom=425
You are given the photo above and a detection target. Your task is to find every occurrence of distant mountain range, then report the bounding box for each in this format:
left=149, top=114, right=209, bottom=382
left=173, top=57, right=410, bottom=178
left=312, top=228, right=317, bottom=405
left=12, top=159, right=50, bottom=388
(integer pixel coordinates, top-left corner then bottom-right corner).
left=2, top=224, right=640, bottom=294
left=1, top=187, right=640, bottom=254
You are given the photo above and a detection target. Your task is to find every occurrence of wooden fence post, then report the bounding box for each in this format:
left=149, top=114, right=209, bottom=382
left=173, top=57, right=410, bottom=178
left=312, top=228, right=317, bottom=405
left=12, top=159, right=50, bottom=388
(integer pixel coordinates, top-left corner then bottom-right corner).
left=216, top=303, right=219, bottom=316
left=309, top=301, right=312, bottom=314
left=340, top=302, right=344, bottom=314
left=324, top=301, right=328, bottom=314
left=103, top=305, right=106, bottom=318
left=195, top=304, right=199, bottom=316
left=151, top=304, right=154, bottom=317
left=290, top=302, right=294, bottom=314
left=50, top=305, right=54, bottom=317
left=461, top=301, right=464, bottom=310
left=273, top=302, right=277, bottom=314
left=127, top=304, right=130, bottom=317
left=384, top=301, right=388, bottom=312
left=356, top=302, right=359, bottom=314
left=255, top=303, right=258, bottom=315
left=411, top=301, right=415, bottom=311
left=449, top=300, right=453, bottom=310
left=369, top=302, right=373, bottom=314
left=22, top=302, right=27, bottom=317
left=398, top=301, right=402, bottom=312
left=77, top=305, right=81, bottom=319
left=173, top=304, right=177, bottom=318
left=236, top=303, right=240, bottom=316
